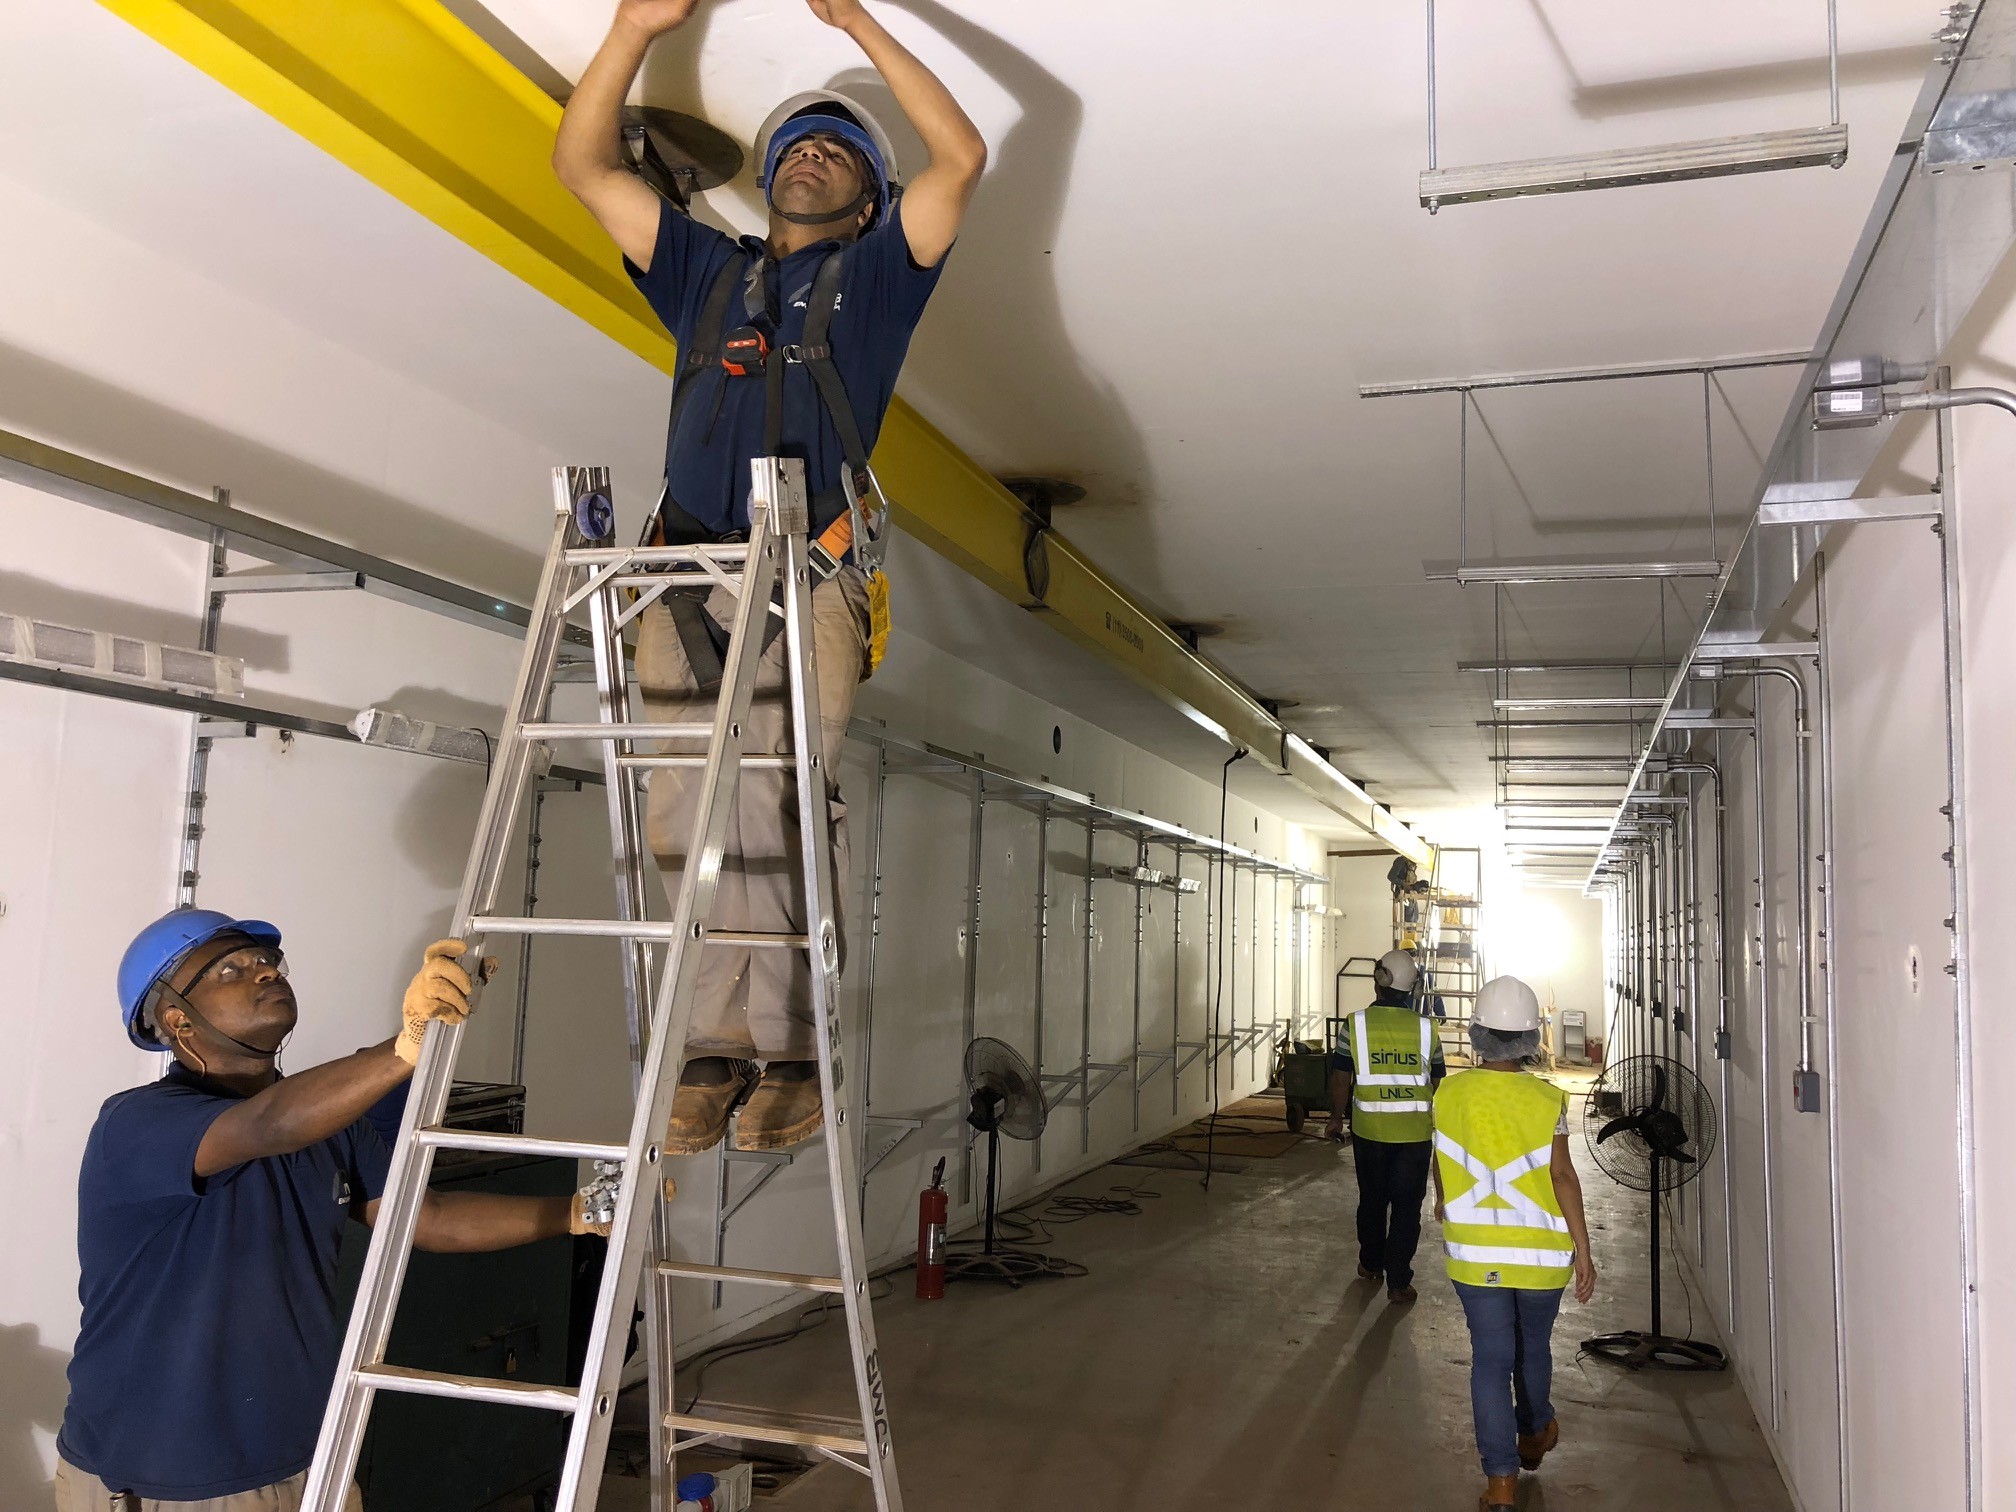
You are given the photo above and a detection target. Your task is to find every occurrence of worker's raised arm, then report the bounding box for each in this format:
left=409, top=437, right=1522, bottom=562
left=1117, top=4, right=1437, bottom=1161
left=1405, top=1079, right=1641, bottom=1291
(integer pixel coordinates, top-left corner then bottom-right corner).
left=813, top=0, right=986, bottom=267
left=554, top=0, right=700, bottom=270
left=1551, top=1133, right=1598, bottom=1303
left=192, top=941, right=481, bottom=1178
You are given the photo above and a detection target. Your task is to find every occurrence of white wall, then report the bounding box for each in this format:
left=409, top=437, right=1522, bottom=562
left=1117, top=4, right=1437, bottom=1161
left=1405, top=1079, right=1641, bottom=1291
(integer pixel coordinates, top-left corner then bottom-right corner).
left=0, top=161, right=1324, bottom=1511
left=1326, top=852, right=1397, bottom=1016
left=1634, top=250, right=2016, bottom=1512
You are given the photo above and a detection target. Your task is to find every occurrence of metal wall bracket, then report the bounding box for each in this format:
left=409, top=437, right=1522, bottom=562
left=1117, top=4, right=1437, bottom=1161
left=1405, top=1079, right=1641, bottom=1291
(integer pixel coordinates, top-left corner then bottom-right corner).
left=213, top=569, right=366, bottom=594
left=1756, top=491, right=1942, bottom=526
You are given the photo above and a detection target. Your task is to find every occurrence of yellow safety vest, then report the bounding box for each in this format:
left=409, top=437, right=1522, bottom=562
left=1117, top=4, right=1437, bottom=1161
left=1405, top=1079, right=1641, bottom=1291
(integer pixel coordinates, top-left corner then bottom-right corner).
left=1346, top=1005, right=1435, bottom=1143
left=1432, top=1069, right=1574, bottom=1290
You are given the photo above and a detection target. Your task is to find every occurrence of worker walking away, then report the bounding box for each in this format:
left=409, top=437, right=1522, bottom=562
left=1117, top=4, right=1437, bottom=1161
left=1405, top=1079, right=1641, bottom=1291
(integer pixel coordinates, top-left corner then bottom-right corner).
left=1431, top=976, right=1598, bottom=1512
left=553, top=0, right=985, bottom=1154
left=1325, top=948, right=1444, bottom=1303
left=55, top=909, right=610, bottom=1512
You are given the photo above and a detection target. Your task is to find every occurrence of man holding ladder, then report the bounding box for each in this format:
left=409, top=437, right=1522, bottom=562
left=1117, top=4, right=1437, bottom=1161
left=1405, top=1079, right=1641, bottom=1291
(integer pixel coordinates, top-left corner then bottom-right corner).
left=555, top=0, right=984, bottom=1152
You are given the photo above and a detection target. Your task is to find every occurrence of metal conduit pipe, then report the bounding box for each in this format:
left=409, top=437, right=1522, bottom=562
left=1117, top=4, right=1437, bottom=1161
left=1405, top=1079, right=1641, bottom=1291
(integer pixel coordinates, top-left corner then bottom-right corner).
left=1814, top=552, right=1852, bottom=1512
left=1625, top=861, right=1636, bottom=1063
left=1752, top=715, right=1781, bottom=1427
left=1892, top=385, right=2016, bottom=420
left=1708, top=663, right=1820, bottom=1101
left=1663, top=757, right=1732, bottom=1309
left=1932, top=402, right=1985, bottom=1512
left=1648, top=839, right=1659, bottom=1064
left=1682, top=776, right=1707, bottom=1263
left=1666, top=818, right=1681, bottom=1060
left=1664, top=792, right=1678, bottom=1055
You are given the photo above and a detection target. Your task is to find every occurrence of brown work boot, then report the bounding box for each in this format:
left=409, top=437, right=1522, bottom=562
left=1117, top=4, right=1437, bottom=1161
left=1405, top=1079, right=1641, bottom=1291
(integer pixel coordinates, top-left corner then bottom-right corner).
left=733, top=1061, right=823, bottom=1151
left=664, top=1057, right=756, bottom=1155
left=1479, top=1473, right=1519, bottom=1510
left=1388, top=1284, right=1418, bottom=1304
left=1356, top=1265, right=1383, bottom=1284
left=1517, top=1417, right=1559, bottom=1470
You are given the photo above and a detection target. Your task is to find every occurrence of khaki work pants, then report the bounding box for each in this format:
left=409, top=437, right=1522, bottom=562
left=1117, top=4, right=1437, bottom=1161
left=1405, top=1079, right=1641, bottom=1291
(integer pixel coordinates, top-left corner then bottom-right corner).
left=635, top=567, right=869, bottom=1061
left=55, top=1459, right=362, bottom=1512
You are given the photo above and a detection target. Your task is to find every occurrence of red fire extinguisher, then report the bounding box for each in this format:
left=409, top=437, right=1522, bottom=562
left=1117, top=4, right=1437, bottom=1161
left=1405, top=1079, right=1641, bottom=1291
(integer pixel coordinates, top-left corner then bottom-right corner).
left=916, top=1158, right=948, bottom=1300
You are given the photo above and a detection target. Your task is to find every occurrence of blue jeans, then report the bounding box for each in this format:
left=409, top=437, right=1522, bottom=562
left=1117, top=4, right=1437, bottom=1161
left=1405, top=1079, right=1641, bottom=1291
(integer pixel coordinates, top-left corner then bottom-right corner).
left=1453, top=1281, right=1563, bottom=1476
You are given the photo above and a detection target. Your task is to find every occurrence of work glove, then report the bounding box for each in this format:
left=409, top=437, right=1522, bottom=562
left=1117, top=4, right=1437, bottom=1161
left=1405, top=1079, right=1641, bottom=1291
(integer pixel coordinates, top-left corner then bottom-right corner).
left=567, top=1165, right=679, bottom=1237
left=569, top=1192, right=614, bottom=1238
left=394, top=939, right=494, bottom=1065
left=570, top=1159, right=626, bottom=1237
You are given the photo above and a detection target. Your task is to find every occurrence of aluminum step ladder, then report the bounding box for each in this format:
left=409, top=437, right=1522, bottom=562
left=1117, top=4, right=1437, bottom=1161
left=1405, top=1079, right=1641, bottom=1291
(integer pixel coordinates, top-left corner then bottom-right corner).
left=1419, top=845, right=1484, bottom=1064
left=302, top=459, right=903, bottom=1512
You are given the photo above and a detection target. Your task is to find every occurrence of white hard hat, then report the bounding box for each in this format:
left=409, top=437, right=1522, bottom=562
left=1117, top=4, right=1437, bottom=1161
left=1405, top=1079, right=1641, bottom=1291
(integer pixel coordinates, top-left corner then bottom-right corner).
left=755, top=90, right=903, bottom=229
left=1475, top=976, right=1541, bottom=1032
left=1374, top=949, right=1419, bottom=993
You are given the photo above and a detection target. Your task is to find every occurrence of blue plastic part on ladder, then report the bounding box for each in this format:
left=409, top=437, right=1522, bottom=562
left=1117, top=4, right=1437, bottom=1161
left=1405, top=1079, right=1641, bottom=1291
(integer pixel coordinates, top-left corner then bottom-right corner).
left=574, top=489, right=615, bottom=540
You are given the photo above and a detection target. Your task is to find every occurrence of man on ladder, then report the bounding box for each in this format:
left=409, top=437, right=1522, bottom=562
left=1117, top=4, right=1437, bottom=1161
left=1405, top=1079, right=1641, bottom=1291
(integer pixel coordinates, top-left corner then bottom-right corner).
left=554, top=0, right=985, bottom=1153
left=1325, top=948, right=1445, bottom=1304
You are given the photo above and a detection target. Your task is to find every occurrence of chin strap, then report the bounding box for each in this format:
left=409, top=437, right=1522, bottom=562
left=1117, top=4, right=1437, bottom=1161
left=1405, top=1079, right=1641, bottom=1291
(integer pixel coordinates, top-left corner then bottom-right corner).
left=155, top=981, right=282, bottom=1062
left=771, top=189, right=873, bottom=227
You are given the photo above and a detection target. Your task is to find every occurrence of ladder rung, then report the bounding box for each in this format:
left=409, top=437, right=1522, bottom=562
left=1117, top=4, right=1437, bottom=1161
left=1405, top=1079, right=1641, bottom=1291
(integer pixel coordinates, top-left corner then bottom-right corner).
left=564, top=544, right=751, bottom=567
left=413, top=1127, right=627, bottom=1162
left=666, top=1403, right=867, bottom=1454
left=472, top=917, right=807, bottom=948
left=521, top=722, right=710, bottom=742
left=617, top=754, right=793, bottom=769
left=476, top=916, right=682, bottom=939
left=657, top=1260, right=844, bottom=1292
left=709, top=930, right=810, bottom=949
left=360, top=1362, right=579, bottom=1413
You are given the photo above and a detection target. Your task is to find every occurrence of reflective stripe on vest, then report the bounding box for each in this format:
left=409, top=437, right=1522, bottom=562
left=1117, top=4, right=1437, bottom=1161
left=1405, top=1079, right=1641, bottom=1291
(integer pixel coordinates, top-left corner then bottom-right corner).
left=1349, top=1008, right=1436, bottom=1142
left=1434, top=1134, right=1570, bottom=1232
left=1432, top=1070, right=1575, bottom=1288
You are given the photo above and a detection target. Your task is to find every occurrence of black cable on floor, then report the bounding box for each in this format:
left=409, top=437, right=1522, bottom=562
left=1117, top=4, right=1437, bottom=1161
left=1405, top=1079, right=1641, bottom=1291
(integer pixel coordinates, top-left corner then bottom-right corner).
left=669, top=1175, right=1161, bottom=1405
left=942, top=1178, right=1162, bottom=1284
left=675, top=1278, right=894, bottom=1413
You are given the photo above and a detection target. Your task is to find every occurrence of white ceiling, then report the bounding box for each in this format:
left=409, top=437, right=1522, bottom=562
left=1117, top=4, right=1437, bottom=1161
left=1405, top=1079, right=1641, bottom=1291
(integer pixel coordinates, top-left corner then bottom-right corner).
left=0, top=0, right=1939, bottom=845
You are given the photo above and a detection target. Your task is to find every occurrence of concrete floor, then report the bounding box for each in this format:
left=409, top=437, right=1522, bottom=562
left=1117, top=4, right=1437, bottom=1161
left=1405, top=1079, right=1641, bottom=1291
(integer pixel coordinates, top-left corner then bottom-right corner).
left=605, top=1097, right=1793, bottom=1512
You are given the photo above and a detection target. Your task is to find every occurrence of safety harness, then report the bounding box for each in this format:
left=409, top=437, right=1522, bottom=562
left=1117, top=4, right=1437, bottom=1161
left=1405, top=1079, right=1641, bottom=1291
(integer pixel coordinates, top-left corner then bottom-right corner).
left=641, top=244, right=891, bottom=692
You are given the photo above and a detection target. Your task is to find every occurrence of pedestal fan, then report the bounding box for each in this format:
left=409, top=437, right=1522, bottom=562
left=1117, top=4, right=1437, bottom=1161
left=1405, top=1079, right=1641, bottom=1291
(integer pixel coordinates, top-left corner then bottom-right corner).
left=1581, top=1055, right=1727, bottom=1371
left=945, top=1037, right=1054, bottom=1287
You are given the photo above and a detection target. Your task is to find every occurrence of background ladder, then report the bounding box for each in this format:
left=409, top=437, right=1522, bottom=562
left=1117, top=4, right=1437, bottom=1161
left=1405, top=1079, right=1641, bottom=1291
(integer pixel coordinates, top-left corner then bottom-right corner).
left=1418, top=845, right=1484, bottom=1064
left=302, top=459, right=903, bottom=1512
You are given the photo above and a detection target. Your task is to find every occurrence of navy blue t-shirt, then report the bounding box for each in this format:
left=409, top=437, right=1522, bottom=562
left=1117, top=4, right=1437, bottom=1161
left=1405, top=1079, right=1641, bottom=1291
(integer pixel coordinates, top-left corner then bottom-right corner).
left=625, top=198, right=946, bottom=535
left=58, top=1064, right=392, bottom=1499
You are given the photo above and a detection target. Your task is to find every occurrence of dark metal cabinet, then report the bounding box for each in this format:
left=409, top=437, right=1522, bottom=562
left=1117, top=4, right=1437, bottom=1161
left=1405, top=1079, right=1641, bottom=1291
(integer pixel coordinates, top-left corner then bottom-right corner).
left=335, top=1155, right=580, bottom=1512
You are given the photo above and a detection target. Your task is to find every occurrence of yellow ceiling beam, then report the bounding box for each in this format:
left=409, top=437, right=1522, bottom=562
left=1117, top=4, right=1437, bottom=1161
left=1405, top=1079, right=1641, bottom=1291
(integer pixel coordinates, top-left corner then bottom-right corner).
left=96, top=0, right=1428, bottom=865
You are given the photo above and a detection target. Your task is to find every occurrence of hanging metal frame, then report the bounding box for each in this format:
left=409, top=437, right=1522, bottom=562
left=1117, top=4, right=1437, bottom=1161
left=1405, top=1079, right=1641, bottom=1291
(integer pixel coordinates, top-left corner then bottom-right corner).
left=1420, top=0, right=1846, bottom=212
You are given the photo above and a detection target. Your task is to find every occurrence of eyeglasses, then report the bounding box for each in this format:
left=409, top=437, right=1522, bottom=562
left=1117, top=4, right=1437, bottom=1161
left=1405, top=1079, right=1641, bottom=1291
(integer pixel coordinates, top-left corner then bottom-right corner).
left=186, top=944, right=289, bottom=992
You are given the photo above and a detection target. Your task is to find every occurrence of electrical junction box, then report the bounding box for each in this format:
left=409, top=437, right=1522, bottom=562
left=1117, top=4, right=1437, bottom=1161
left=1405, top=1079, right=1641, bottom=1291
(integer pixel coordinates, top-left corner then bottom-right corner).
left=1792, top=1069, right=1824, bottom=1113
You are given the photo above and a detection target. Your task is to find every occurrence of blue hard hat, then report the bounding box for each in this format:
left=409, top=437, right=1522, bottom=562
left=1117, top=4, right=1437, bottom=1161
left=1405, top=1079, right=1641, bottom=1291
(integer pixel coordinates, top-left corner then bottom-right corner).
left=759, top=107, right=892, bottom=225
left=118, top=908, right=282, bottom=1050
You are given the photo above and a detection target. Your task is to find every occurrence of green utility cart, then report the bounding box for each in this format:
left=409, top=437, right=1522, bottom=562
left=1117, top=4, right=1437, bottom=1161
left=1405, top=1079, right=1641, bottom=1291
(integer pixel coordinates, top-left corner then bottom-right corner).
left=1278, top=956, right=1379, bottom=1131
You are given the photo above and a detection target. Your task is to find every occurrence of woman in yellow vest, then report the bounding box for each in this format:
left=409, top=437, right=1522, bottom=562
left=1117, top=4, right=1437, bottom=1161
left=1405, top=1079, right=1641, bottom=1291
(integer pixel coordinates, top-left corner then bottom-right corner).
left=1431, top=975, right=1598, bottom=1512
